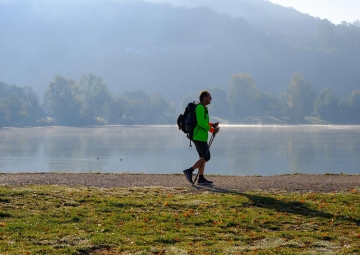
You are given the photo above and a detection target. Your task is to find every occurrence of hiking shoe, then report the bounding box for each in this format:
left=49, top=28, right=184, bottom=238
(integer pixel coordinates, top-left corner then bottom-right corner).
left=197, top=178, right=213, bottom=185
left=183, top=169, right=194, bottom=184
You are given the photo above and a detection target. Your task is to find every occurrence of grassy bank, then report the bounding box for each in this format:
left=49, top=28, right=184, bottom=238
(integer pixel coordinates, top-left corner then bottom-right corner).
left=0, top=185, right=359, bottom=254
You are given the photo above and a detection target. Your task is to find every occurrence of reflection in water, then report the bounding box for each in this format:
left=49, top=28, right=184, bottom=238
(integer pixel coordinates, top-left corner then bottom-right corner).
left=211, top=125, right=360, bottom=176
left=0, top=125, right=359, bottom=175
left=224, top=128, right=263, bottom=176
left=287, top=131, right=317, bottom=174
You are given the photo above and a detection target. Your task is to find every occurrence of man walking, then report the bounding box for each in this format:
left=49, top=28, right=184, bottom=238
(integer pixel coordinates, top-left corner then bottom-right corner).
left=183, top=90, right=220, bottom=185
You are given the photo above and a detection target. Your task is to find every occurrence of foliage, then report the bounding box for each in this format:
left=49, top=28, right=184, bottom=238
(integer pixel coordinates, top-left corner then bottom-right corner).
left=314, top=88, right=339, bottom=121
left=41, top=76, right=175, bottom=126
left=75, top=73, right=112, bottom=124
left=23, top=86, right=43, bottom=120
left=183, top=72, right=360, bottom=124
left=109, top=96, right=126, bottom=120
left=121, top=90, right=149, bottom=120
left=287, top=73, right=317, bottom=121
left=1, top=69, right=360, bottom=126
left=257, top=92, right=283, bottom=117
left=121, top=90, right=175, bottom=124
left=0, top=94, right=27, bottom=124
left=330, top=90, right=360, bottom=124
left=148, top=93, right=175, bottom=118
left=207, top=86, right=231, bottom=118
left=43, top=75, right=80, bottom=125
left=0, top=82, right=43, bottom=126
left=0, top=185, right=359, bottom=254
left=227, top=73, right=260, bottom=119
left=348, top=90, right=360, bottom=123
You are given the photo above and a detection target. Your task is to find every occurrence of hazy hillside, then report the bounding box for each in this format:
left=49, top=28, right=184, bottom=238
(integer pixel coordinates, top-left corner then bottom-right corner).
left=144, top=0, right=322, bottom=35
left=1, top=0, right=359, bottom=103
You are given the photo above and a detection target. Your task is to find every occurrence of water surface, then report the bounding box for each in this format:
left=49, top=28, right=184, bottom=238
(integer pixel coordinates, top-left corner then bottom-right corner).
left=0, top=125, right=359, bottom=176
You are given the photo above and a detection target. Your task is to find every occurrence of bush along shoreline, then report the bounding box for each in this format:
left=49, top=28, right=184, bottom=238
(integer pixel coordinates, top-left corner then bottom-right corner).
left=2, top=72, right=360, bottom=127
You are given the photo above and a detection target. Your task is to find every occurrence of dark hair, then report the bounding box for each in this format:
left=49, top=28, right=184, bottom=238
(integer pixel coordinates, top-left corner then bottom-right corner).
left=199, top=90, right=209, bottom=102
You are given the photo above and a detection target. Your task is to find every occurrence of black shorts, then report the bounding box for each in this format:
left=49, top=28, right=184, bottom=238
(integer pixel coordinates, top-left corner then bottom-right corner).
left=193, top=140, right=211, bottom=162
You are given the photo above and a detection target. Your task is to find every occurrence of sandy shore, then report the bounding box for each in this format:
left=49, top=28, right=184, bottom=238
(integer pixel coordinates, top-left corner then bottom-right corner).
left=1, top=173, right=360, bottom=193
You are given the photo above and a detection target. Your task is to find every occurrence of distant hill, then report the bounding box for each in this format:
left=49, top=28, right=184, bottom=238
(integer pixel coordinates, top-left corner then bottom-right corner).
left=1, top=0, right=359, bottom=103
left=144, top=0, right=323, bottom=35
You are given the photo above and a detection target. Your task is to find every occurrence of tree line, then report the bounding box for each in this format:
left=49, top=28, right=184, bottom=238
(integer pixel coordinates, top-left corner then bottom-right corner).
left=1, top=72, right=360, bottom=127
left=186, top=72, right=360, bottom=124
left=0, top=73, right=175, bottom=126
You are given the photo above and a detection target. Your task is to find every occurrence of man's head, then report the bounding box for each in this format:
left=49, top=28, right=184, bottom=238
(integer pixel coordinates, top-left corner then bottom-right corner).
left=199, top=90, right=212, bottom=106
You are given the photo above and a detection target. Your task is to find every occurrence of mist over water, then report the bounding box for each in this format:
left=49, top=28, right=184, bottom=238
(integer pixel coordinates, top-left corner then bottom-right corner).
left=0, top=125, right=359, bottom=176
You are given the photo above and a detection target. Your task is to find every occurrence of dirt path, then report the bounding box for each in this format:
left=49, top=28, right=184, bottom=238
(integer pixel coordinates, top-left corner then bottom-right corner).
left=1, top=173, right=360, bottom=193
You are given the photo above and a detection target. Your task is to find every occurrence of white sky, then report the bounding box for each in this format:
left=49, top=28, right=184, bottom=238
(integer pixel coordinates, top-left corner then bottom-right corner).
left=267, top=0, right=360, bottom=24
left=1, top=0, right=358, bottom=25
left=142, top=0, right=359, bottom=25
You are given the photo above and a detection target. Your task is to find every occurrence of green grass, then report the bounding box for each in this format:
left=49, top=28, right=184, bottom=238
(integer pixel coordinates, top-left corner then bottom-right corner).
left=0, top=185, right=359, bottom=254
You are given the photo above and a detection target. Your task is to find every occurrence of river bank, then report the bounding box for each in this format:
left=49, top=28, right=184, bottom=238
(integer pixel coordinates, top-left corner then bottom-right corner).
left=1, top=173, right=359, bottom=193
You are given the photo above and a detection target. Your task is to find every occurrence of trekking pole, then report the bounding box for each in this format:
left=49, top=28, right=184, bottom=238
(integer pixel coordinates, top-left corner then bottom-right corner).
left=193, top=133, right=216, bottom=184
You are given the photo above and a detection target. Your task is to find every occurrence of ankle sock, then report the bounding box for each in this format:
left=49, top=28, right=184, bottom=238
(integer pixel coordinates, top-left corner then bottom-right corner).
left=199, top=175, right=205, bottom=180
left=189, top=167, right=194, bottom=172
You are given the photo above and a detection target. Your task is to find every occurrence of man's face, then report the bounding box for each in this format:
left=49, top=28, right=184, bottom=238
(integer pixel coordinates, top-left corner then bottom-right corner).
left=204, top=93, right=212, bottom=105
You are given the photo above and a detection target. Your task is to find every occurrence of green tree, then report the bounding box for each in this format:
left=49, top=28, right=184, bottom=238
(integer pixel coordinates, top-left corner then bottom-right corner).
left=147, top=93, right=174, bottom=117
left=337, top=99, right=351, bottom=123
left=348, top=90, right=360, bottom=123
left=278, top=93, right=289, bottom=116
left=43, top=75, right=80, bottom=125
left=227, top=73, right=260, bottom=118
left=109, top=96, right=127, bottom=122
left=0, top=82, right=24, bottom=99
left=258, top=92, right=282, bottom=117
left=0, top=82, right=42, bottom=126
left=287, top=73, right=316, bottom=121
left=121, top=90, right=174, bottom=123
left=0, top=104, right=5, bottom=126
left=23, top=86, right=44, bottom=121
left=207, top=86, right=231, bottom=118
left=0, top=94, right=27, bottom=125
left=121, top=90, right=148, bottom=120
left=314, top=88, right=339, bottom=121
left=75, top=73, right=112, bottom=123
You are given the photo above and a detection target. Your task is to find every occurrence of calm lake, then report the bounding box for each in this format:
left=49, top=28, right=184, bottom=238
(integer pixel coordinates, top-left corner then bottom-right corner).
left=0, top=125, right=359, bottom=176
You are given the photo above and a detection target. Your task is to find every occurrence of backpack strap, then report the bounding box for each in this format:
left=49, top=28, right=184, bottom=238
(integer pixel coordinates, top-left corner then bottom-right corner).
left=197, top=103, right=207, bottom=118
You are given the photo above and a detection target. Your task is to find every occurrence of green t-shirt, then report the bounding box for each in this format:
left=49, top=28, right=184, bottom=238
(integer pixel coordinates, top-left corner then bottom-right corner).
left=193, top=104, right=211, bottom=142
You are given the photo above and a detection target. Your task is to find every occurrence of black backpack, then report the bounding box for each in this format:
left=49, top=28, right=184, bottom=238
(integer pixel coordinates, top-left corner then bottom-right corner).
left=177, top=101, right=198, bottom=147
